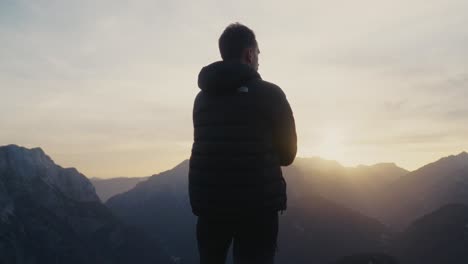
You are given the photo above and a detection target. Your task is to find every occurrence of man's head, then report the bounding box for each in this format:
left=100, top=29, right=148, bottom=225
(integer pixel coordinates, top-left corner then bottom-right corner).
left=218, top=23, right=260, bottom=71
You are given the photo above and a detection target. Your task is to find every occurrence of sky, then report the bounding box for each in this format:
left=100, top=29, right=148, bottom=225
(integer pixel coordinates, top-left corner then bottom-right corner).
left=1, top=0, right=467, bottom=178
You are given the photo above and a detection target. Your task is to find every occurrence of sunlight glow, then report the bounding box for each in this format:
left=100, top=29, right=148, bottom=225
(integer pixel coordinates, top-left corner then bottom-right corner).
left=315, top=129, right=347, bottom=161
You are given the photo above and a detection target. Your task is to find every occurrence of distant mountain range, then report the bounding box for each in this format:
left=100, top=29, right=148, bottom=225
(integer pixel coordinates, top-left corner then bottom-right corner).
left=0, top=145, right=171, bottom=264
left=377, top=152, right=468, bottom=229
left=281, top=157, right=409, bottom=227
left=105, top=151, right=468, bottom=264
left=3, top=144, right=468, bottom=264
left=90, top=176, right=149, bottom=202
left=269, top=153, right=468, bottom=231
left=106, top=158, right=394, bottom=263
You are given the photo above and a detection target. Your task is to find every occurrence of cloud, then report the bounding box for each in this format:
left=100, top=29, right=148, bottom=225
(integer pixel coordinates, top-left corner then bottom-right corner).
left=1, top=0, right=468, bottom=175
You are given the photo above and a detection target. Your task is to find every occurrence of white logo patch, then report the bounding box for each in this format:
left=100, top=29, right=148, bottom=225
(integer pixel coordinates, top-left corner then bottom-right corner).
left=238, top=86, right=249, bottom=93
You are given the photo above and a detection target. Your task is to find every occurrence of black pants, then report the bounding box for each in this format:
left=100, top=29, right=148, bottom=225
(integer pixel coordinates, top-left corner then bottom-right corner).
left=196, top=211, right=279, bottom=264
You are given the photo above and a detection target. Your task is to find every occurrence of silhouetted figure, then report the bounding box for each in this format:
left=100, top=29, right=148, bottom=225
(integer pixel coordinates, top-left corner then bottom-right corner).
left=189, top=23, right=297, bottom=264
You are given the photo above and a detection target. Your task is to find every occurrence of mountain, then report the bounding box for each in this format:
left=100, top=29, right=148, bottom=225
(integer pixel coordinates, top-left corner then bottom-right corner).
left=107, top=159, right=393, bottom=264
left=283, top=157, right=409, bottom=222
left=288, top=153, right=468, bottom=231
left=378, top=151, right=468, bottom=229
left=6, top=143, right=467, bottom=263
left=90, top=176, right=149, bottom=202
left=393, top=204, right=468, bottom=264
left=107, top=160, right=196, bottom=264
left=276, top=193, right=391, bottom=263
left=0, top=144, right=170, bottom=264
left=0, top=144, right=100, bottom=203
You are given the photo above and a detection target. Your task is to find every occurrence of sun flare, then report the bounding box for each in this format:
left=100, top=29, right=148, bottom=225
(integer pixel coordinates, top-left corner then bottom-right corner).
left=314, top=129, right=347, bottom=161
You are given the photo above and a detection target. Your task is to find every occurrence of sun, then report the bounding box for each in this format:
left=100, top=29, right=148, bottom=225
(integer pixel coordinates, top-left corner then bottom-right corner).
left=315, top=129, right=347, bottom=161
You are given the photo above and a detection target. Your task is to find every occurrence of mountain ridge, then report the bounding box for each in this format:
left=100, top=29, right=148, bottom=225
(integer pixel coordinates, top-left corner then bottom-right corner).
left=0, top=144, right=171, bottom=264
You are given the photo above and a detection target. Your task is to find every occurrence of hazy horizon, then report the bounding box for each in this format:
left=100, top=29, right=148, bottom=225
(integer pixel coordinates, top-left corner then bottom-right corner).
left=3, top=143, right=468, bottom=180
left=1, top=0, right=467, bottom=178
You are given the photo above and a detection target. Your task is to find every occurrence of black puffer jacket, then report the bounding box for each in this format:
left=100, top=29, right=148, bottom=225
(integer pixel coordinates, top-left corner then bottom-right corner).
left=189, top=61, right=297, bottom=216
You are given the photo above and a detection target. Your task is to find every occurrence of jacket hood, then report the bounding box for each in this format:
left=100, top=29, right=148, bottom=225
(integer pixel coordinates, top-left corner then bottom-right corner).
left=197, top=61, right=261, bottom=93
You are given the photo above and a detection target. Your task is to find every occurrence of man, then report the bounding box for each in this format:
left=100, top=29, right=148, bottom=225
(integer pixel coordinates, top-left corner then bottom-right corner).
left=189, top=23, right=297, bottom=264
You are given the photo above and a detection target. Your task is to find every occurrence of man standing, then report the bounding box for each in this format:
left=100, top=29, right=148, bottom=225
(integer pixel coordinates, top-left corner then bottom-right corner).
left=189, top=23, right=297, bottom=264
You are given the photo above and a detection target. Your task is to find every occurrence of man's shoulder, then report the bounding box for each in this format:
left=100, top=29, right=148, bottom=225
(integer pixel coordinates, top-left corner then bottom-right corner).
left=250, top=78, right=280, bottom=90
left=249, top=79, right=285, bottom=98
left=193, top=79, right=285, bottom=101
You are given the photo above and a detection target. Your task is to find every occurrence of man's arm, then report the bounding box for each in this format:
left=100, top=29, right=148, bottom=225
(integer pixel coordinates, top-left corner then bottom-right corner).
left=270, top=86, right=297, bottom=166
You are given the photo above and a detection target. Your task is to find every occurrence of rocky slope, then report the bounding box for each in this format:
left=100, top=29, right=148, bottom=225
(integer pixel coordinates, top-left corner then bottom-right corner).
left=0, top=144, right=170, bottom=264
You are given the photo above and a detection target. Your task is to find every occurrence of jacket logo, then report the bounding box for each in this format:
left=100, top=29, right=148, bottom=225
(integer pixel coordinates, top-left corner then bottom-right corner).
left=238, top=86, right=249, bottom=93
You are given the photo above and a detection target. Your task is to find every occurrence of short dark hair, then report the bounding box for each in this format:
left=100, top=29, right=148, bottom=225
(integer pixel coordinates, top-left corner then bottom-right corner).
left=218, top=23, right=257, bottom=61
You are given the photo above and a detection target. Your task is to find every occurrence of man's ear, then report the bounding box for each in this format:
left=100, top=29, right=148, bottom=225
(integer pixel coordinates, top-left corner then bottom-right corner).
left=246, top=48, right=254, bottom=63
